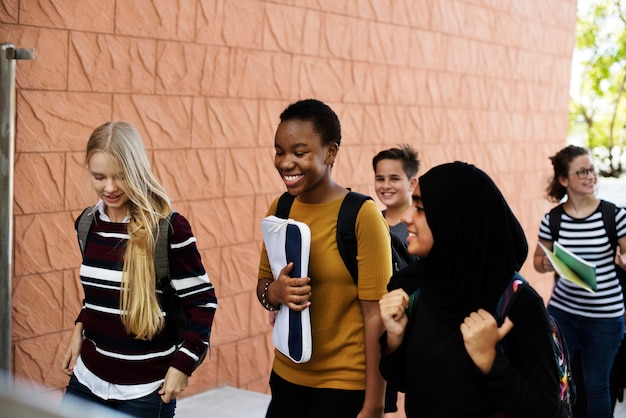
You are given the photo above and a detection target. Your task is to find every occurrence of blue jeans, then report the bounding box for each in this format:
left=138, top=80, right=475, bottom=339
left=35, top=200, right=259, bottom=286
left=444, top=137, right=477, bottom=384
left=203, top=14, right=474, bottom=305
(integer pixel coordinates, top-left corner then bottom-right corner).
left=62, top=374, right=176, bottom=418
left=549, top=306, right=624, bottom=418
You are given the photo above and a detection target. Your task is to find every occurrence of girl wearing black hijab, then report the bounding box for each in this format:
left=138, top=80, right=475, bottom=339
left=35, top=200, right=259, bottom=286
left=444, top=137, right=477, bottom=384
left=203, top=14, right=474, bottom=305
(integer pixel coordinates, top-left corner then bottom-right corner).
left=379, top=162, right=560, bottom=417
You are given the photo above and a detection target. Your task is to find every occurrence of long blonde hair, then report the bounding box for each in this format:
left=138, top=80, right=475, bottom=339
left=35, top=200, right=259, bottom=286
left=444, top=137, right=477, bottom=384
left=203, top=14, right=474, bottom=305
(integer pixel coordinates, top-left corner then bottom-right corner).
left=86, top=121, right=171, bottom=340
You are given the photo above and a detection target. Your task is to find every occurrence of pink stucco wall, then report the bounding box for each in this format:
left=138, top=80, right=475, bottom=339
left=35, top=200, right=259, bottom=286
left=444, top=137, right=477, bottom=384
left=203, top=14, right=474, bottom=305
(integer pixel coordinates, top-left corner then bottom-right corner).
left=2, top=0, right=577, bottom=401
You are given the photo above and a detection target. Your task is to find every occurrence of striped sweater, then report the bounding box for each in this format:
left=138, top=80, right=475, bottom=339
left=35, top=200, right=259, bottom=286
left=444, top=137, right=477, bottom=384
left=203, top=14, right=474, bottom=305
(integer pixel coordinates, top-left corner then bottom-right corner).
left=75, top=208, right=217, bottom=384
left=539, top=202, right=626, bottom=319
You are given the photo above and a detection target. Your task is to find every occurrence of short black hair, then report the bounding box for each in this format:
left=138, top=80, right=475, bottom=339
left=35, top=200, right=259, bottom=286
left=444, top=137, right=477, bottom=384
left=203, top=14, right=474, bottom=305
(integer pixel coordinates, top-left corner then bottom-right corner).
left=280, top=99, right=341, bottom=146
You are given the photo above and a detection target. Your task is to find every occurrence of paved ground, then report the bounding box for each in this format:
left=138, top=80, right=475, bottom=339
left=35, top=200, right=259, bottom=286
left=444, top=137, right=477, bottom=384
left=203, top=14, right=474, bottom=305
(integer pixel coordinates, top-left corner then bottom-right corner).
left=175, top=385, right=626, bottom=418
left=175, top=386, right=269, bottom=418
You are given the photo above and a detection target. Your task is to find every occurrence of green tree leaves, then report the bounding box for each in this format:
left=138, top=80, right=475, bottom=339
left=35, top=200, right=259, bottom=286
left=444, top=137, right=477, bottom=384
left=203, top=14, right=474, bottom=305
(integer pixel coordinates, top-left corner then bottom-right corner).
left=571, top=0, right=626, bottom=176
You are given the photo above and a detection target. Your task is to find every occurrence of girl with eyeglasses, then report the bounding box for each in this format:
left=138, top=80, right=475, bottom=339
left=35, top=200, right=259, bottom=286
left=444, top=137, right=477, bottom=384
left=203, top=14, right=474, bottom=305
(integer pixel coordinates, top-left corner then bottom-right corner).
left=533, top=145, right=626, bottom=418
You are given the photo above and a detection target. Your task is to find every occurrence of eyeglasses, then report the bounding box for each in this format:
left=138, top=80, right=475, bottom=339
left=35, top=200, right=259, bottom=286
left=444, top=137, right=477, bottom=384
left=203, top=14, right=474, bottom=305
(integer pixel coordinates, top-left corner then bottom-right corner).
left=569, top=166, right=596, bottom=180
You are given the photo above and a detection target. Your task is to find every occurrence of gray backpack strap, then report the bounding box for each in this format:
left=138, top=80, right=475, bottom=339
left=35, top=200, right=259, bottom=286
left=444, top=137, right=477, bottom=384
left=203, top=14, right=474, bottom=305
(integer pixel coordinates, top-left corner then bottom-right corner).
left=77, top=206, right=95, bottom=256
left=78, top=207, right=176, bottom=290
left=154, top=212, right=177, bottom=294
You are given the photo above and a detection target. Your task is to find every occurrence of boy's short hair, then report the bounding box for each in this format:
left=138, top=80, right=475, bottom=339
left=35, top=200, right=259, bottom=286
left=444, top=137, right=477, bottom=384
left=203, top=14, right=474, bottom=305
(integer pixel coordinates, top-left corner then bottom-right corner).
left=372, top=144, right=420, bottom=179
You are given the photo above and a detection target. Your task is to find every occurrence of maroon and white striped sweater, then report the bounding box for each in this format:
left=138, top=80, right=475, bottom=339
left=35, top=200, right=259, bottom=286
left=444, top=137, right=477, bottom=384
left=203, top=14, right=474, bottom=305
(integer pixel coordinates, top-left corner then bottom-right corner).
left=75, top=209, right=217, bottom=384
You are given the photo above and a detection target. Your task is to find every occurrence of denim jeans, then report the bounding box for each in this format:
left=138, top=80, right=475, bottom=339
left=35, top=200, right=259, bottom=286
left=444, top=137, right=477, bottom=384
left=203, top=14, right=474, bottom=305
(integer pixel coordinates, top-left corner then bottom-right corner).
left=62, top=374, right=176, bottom=418
left=549, top=306, right=624, bottom=418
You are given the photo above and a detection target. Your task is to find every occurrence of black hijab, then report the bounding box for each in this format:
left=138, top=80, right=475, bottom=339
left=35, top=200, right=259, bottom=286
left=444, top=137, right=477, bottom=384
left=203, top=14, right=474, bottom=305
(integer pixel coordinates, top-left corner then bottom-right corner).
left=412, top=161, right=528, bottom=325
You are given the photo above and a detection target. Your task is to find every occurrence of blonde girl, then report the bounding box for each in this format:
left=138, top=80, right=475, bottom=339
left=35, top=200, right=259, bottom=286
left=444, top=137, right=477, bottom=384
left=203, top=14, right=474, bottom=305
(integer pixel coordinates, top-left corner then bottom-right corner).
left=61, top=121, right=217, bottom=418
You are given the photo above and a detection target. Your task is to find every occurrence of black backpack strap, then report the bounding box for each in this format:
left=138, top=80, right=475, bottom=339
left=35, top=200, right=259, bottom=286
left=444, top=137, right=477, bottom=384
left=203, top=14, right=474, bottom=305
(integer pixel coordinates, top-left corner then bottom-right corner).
left=275, top=192, right=296, bottom=219
left=548, top=203, right=564, bottom=242
left=549, top=201, right=617, bottom=246
left=495, top=273, right=528, bottom=353
left=76, top=206, right=95, bottom=256
left=405, top=288, right=420, bottom=322
left=154, top=212, right=178, bottom=295
left=600, top=200, right=617, bottom=250
left=601, top=201, right=626, bottom=291
left=390, top=230, right=416, bottom=273
left=337, top=192, right=372, bottom=285
left=495, top=273, right=528, bottom=325
left=273, top=190, right=371, bottom=285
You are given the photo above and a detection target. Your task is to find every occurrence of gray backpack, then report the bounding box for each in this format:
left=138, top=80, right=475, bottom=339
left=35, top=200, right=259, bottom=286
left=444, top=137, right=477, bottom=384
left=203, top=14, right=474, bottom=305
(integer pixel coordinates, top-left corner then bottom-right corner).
left=76, top=208, right=206, bottom=370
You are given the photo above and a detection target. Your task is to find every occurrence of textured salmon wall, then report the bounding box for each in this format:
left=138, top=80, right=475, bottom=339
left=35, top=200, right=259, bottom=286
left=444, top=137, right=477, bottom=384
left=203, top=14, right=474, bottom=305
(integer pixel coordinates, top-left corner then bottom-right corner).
left=1, top=0, right=577, bottom=400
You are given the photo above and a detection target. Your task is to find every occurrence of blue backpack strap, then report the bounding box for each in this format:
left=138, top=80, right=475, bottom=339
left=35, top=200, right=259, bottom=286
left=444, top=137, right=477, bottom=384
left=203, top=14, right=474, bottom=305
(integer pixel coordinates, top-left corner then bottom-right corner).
left=336, top=191, right=372, bottom=285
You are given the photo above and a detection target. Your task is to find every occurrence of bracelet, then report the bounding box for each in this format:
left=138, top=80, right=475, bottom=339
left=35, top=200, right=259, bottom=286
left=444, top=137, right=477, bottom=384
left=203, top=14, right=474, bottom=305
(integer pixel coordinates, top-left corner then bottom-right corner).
left=261, top=281, right=280, bottom=311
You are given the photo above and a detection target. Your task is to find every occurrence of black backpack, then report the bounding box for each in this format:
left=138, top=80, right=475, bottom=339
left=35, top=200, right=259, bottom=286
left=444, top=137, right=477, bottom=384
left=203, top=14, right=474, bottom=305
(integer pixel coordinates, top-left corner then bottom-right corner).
left=275, top=191, right=415, bottom=284
left=76, top=207, right=207, bottom=370
left=495, top=273, right=575, bottom=417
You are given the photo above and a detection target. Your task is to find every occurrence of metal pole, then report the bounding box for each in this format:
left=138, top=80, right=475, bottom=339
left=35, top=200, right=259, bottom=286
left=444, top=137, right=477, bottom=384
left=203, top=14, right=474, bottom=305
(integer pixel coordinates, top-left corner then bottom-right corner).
left=0, top=43, right=34, bottom=383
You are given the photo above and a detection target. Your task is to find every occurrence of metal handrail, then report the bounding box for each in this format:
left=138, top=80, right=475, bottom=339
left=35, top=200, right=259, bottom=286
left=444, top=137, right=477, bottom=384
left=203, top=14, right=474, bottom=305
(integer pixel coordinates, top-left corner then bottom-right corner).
left=0, top=43, right=34, bottom=383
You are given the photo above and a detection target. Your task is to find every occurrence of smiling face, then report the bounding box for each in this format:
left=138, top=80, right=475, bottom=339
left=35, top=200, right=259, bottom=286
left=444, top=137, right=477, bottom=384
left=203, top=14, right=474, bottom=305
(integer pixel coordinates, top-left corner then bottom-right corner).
left=274, top=119, right=337, bottom=203
left=560, top=154, right=597, bottom=197
left=374, top=158, right=417, bottom=210
left=88, top=151, right=130, bottom=222
left=401, top=182, right=434, bottom=257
